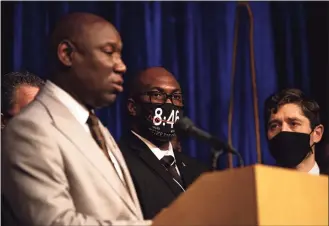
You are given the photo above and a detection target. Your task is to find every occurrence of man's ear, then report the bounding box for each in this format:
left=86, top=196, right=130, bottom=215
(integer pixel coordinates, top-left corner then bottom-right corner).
left=312, top=124, right=324, bottom=143
left=57, top=40, right=74, bottom=67
left=127, top=98, right=137, bottom=116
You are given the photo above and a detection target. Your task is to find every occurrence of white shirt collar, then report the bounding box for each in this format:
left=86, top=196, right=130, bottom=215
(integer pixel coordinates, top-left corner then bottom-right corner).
left=308, top=162, right=320, bottom=175
left=131, top=130, right=175, bottom=160
left=45, top=80, right=89, bottom=125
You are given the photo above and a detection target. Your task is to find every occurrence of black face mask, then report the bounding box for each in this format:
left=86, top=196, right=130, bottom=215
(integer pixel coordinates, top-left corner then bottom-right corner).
left=135, top=103, right=183, bottom=143
left=268, top=131, right=314, bottom=168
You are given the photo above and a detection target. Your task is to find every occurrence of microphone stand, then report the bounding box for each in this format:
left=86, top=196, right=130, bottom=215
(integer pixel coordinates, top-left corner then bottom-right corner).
left=210, top=141, right=245, bottom=171
left=211, top=148, right=224, bottom=171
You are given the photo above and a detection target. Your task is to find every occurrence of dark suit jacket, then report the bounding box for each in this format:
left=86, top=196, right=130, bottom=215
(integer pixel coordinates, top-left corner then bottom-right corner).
left=1, top=195, right=19, bottom=226
left=118, top=132, right=210, bottom=219
left=320, top=167, right=329, bottom=176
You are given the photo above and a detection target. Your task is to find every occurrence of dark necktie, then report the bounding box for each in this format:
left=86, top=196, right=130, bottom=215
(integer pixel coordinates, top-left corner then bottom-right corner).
left=160, top=155, right=183, bottom=186
left=87, top=112, right=110, bottom=159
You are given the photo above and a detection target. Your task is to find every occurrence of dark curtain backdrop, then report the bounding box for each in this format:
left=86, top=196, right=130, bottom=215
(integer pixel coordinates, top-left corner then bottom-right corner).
left=2, top=1, right=328, bottom=169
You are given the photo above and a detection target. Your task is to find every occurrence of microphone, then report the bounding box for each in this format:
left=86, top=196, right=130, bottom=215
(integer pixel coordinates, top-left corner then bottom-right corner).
left=174, top=117, right=244, bottom=168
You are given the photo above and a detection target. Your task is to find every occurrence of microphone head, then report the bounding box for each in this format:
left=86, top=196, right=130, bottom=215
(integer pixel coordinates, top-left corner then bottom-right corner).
left=174, top=117, right=195, bottom=137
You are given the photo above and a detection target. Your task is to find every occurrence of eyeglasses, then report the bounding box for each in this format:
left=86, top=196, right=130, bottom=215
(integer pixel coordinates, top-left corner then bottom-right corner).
left=139, top=91, right=184, bottom=106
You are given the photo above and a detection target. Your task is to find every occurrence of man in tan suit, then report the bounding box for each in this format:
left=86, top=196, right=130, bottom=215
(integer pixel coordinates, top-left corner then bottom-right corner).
left=2, top=13, right=151, bottom=226
left=1, top=71, right=44, bottom=226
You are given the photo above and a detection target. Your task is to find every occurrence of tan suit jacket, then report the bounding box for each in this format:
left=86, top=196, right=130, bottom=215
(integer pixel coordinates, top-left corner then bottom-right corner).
left=1, top=84, right=151, bottom=226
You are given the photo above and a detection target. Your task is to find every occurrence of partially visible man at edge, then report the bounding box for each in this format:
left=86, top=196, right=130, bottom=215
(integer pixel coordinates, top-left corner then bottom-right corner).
left=2, top=12, right=151, bottom=225
left=118, top=67, right=210, bottom=219
left=1, top=71, right=44, bottom=128
left=264, top=88, right=326, bottom=175
left=1, top=71, right=44, bottom=226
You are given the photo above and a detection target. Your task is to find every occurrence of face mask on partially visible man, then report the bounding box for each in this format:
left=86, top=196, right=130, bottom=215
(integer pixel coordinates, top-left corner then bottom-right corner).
left=135, top=102, right=183, bottom=143
left=268, top=131, right=315, bottom=168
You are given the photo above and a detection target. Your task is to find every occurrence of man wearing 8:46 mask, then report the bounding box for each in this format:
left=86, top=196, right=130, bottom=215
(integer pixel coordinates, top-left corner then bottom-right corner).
left=118, top=67, right=209, bottom=219
left=264, top=88, right=325, bottom=175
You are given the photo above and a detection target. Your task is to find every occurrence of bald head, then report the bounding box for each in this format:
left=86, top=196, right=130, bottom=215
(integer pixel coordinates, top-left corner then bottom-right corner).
left=127, top=67, right=184, bottom=148
left=50, top=12, right=118, bottom=62
left=48, top=12, right=126, bottom=109
left=128, top=67, right=181, bottom=98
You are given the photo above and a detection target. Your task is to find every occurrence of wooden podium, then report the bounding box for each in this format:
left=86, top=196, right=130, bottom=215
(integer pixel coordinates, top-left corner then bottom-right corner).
left=152, top=164, right=328, bottom=226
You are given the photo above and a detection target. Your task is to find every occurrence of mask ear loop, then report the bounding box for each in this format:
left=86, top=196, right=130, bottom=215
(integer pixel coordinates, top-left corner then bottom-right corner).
left=308, top=124, right=320, bottom=154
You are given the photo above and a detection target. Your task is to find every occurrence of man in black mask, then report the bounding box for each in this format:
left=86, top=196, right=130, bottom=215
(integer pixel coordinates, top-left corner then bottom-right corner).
left=264, top=88, right=325, bottom=175
left=118, top=67, right=209, bottom=219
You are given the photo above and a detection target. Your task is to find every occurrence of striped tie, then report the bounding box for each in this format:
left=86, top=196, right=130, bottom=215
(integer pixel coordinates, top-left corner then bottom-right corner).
left=87, top=112, right=110, bottom=158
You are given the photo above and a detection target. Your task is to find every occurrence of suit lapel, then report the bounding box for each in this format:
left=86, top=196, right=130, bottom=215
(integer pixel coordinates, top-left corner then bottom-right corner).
left=127, top=133, right=184, bottom=195
left=99, top=124, right=143, bottom=218
left=175, top=152, right=194, bottom=188
left=36, top=86, right=138, bottom=217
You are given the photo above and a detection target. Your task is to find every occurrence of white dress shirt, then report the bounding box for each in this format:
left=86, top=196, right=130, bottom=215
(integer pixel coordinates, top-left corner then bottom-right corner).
left=131, top=130, right=180, bottom=175
left=45, top=80, right=125, bottom=183
left=308, top=162, right=320, bottom=175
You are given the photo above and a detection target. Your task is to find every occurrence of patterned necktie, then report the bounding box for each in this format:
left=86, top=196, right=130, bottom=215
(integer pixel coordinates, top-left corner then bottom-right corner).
left=160, top=155, right=183, bottom=186
left=87, top=112, right=110, bottom=159
left=86, top=112, right=129, bottom=192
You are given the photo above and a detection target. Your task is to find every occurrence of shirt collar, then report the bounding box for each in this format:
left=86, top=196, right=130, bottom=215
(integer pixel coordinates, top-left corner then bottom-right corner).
left=308, top=162, right=320, bottom=175
left=131, top=130, right=175, bottom=160
left=45, top=80, right=89, bottom=125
